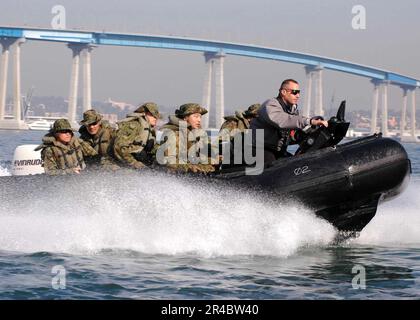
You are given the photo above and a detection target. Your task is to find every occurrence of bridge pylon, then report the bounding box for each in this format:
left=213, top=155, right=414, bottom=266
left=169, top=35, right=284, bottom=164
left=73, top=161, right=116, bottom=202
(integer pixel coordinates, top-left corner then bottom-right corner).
left=381, top=80, right=390, bottom=137
left=201, top=51, right=225, bottom=129
left=400, top=86, right=419, bottom=142
left=67, top=43, right=95, bottom=128
left=303, top=65, right=324, bottom=118
left=370, top=79, right=381, bottom=135
left=0, top=37, right=28, bottom=130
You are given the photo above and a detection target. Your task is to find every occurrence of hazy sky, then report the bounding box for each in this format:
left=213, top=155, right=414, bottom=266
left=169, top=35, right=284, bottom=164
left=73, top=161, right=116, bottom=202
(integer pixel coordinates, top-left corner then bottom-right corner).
left=0, top=0, right=419, bottom=114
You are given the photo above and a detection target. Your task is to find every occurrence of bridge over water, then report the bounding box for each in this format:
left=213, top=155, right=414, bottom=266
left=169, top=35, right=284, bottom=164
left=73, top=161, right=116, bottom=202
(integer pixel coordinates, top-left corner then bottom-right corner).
left=0, top=26, right=419, bottom=140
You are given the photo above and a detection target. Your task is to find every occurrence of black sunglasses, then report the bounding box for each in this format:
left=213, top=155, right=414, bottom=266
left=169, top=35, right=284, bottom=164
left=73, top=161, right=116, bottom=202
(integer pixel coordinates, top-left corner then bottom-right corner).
left=57, top=130, right=72, bottom=134
left=88, top=121, right=99, bottom=126
left=284, top=89, right=301, bottom=95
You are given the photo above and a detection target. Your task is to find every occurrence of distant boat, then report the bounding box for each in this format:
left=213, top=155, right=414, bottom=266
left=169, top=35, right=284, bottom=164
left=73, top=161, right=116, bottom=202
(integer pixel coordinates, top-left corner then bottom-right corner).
left=27, top=119, right=53, bottom=131
left=346, top=127, right=370, bottom=138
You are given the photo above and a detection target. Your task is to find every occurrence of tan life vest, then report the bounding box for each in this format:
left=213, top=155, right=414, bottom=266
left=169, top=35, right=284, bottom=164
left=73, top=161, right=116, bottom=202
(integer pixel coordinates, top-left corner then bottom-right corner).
left=160, top=116, right=213, bottom=166
left=79, top=120, right=115, bottom=156
left=37, top=135, right=87, bottom=171
left=113, top=113, right=155, bottom=162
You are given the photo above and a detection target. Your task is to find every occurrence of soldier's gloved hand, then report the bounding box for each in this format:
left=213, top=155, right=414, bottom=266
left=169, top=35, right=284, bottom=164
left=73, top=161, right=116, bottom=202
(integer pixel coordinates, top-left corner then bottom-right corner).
left=212, top=155, right=224, bottom=165
left=73, top=167, right=82, bottom=174
left=194, top=164, right=215, bottom=174
left=171, top=164, right=189, bottom=173
left=204, top=164, right=216, bottom=173
left=133, top=162, right=146, bottom=170
left=190, top=165, right=199, bottom=173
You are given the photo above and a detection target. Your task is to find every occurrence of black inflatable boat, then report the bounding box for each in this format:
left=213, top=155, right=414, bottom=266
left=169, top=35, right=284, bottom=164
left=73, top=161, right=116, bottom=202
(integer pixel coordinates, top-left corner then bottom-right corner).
left=0, top=102, right=411, bottom=234
left=213, top=101, right=411, bottom=233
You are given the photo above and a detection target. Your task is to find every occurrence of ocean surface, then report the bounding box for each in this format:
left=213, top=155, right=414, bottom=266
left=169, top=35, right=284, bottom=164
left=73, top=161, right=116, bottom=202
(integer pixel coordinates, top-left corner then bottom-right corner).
left=0, top=129, right=419, bottom=300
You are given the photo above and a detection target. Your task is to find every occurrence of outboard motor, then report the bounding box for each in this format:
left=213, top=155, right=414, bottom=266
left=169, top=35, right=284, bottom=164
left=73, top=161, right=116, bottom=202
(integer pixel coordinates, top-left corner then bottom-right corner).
left=11, top=145, right=44, bottom=176
left=294, top=101, right=350, bottom=155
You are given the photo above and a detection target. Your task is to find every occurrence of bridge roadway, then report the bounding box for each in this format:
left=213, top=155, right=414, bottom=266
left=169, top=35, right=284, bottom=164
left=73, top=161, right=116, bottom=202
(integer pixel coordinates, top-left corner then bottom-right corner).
left=0, top=26, right=419, bottom=140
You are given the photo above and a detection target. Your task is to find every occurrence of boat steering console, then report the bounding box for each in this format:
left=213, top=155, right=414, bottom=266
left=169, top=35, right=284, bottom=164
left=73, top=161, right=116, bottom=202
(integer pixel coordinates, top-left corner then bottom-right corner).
left=294, top=101, right=350, bottom=155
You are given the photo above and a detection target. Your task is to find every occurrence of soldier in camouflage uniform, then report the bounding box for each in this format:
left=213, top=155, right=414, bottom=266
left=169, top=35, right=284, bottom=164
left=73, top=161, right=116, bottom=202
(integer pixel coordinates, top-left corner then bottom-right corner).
left=78, top=109, right=118, bottom=169
left=217, top=104, right=261, bottom=168
left=113, top=102, right=161, bottom=169
left=35, top=119, right=97, bottom=175
left=218, top=103, right=261, bottom=141
left=157, top=103, right=217, bottom=174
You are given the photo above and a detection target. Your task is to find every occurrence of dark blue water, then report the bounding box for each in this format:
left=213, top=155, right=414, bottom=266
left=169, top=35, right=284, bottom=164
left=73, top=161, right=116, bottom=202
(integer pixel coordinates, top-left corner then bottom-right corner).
left=0, top=130, right=419, bottom=299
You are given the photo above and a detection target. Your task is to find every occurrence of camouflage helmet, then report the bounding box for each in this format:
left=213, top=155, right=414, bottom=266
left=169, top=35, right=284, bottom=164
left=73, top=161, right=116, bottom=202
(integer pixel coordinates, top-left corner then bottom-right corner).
left=79, top=109, right=102, bottom=125
left=52, top=119, right=74, bottom=133
left=134, top=102, right=161, bottom=119
left=175, top=103, right=208, bottom=118
left=243, top=103, right=262, bottom=118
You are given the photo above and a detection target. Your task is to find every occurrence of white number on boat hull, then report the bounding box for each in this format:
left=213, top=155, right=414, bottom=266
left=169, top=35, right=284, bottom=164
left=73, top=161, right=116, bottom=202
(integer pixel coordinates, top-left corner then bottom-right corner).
left=294, top=166, right=311, bottom=176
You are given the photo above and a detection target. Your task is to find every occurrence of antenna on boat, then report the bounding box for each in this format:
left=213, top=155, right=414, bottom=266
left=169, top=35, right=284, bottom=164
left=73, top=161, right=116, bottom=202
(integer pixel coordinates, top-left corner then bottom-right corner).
left=337, top=100, right=346, bottom=122
left=328, top=90, right=336, bottom=117
left=22, top=86, right=35, bottom=121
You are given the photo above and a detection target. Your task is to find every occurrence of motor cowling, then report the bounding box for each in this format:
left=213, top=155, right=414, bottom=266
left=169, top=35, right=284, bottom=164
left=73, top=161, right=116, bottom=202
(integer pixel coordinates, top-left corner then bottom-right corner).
left=11, top=145, right=44, bottom=176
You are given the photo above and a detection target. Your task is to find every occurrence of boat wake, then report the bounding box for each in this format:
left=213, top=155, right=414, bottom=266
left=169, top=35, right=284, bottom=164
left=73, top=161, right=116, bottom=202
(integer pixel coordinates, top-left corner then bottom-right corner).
left=353, top=180, right=420, bottom=246
left=0, top=171, right=335, bottom=257
left=0, top=164, right=10, bottom=177
left=0, top=170, right=418, bottom=257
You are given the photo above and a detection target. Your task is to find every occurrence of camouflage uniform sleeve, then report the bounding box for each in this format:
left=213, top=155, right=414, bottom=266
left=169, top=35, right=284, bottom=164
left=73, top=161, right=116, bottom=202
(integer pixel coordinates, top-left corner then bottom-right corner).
left=218, top=120, right=237, bottom=145
left=188, top=163, right=216, bottom=173
left=191, top=134, right=220, bottom=168
left=208, top=141, right=221, bottom=166
left=42, top=147, right=75, bottom=175
left=190, top=139, right=217, bottom=173
left=98, top=128, right=120, bottom=170
left=99, top=155, right=120, bottom=170
left=166, top=163, right=215, bottom=174
left=162, top=131, right=215, bottom=174
left=79, top=139, right=98, bottom=157
left=113, top=124, right=146, bottom=169
left=220, top=119, right=237, bottom=132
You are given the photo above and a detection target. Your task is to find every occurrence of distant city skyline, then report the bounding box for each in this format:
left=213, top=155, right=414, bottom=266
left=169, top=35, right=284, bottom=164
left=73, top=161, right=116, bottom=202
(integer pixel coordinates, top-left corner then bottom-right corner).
left=0, top=0, right=419, bottom=115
